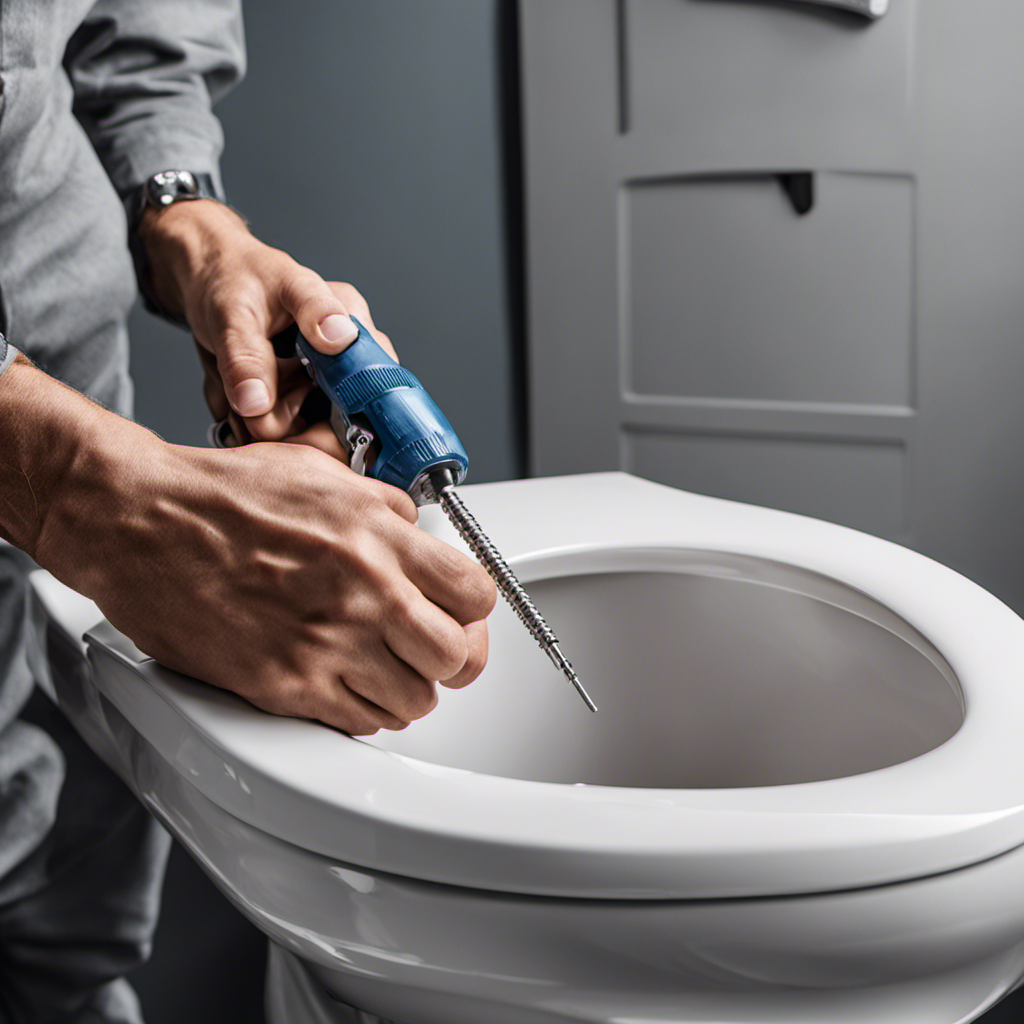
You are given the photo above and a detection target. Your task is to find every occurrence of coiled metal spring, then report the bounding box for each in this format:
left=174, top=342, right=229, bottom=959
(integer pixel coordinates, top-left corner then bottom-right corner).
left=434, top=481, right=596, bottom=711
left=436, top=485, right=558, bottom=647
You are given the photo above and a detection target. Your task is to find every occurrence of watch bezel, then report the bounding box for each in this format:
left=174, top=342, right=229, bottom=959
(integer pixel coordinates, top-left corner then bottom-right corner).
left=145, top=169, right=201, bottom=208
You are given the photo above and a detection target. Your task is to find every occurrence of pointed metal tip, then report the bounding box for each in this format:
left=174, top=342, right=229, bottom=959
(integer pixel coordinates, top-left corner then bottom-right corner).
left=547, top=642, right=597, bottom=712
left=564, top=669, right=598, bottom=713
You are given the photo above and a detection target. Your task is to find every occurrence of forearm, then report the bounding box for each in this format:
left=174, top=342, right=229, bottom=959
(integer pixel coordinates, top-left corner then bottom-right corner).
left=0, top=354, right=122, bottom=561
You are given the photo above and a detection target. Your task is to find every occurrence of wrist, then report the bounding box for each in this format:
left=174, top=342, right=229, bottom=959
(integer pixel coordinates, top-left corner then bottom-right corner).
left=0, top=358, right=161, bottom=580
left=0, top=358, right=107, bottom=558
left=138, top=199, right=250, bottom=321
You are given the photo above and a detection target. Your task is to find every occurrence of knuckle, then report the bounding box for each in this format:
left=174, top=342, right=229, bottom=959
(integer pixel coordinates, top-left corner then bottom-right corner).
left=296, top=292, right=336, bottom=325
left=357, top=477, right=415, bottom=522
left=354, top=702, right=409, bottom=734
left=343, top=488, right=389, bottom=525
left=403, top=678, right=439, bottom=720
left=458, top=563, right=497, bottom=617
left=278, top=262, right=318, bottom=296
left=387, top=489, right=418, bottom=523
left=219, top=347, right=268, bottom=387
left=399, top=504, right=419, bottom=526
left=431, top=624, right=469, bottom=679
left=197, top=288, right=234, bottom=333
left=212, top=283, right=262, bottom=326
left=385, top=588, right=417, bottom=626
left=477, top=577, right=499, bottom=617
left=385, top=592, right=466, bottom=681
left=327, top=511, right=377, bottom=554
left=462, top=636, right=488, bottom=681
left=335, top=584, right=378, bottom=628
left=283, top=271, right=338, bottom=323
left=334, top=281, right=361, bottom=304
left=334, top=693, right=383, bottom=737
left=341, top=547, right=393, bottom=602
left=376, top=705, right=412, bottom=731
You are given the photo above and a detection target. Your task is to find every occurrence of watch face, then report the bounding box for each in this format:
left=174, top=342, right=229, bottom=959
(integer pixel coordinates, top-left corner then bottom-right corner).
left=147, top=170, right=199, bottom=207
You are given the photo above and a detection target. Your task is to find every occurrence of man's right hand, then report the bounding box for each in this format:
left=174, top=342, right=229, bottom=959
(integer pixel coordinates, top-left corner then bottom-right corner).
left=1, top=357, right=495, bottom=734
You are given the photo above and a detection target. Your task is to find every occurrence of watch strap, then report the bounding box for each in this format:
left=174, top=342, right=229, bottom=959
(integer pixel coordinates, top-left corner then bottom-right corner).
left=127, top=170, right=220, bottom=235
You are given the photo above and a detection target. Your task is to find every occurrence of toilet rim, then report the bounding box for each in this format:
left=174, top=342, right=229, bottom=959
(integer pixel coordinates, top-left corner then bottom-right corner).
left=58, top=474, right=1024, bottom=899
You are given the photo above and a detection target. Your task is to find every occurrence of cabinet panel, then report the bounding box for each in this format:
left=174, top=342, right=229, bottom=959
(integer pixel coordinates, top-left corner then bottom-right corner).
left=625, top=429, right=906, bottom=536
left=522, top=0, right=1024, bottom=610
left=625, top=172, right=913, bottom=405
left=625, top=0, right=915, bottom=161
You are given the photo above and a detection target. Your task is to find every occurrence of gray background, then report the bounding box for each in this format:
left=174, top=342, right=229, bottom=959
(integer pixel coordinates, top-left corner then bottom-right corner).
left=127, top=1, right=520, bottom=1020
left=123, top=2, right=1024, bottom=1022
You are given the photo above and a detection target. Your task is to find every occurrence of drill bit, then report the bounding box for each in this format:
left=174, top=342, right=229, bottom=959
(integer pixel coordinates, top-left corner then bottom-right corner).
left=431, top=474, right=597, bottom=712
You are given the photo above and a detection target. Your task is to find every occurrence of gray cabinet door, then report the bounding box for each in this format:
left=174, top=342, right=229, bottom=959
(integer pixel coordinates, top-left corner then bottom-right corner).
left=520, top=0, right=1024, bottom=612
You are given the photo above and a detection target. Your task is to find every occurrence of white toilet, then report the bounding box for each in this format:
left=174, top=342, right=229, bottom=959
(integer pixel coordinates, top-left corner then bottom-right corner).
left=25, top=472, right=1024, bottom=1024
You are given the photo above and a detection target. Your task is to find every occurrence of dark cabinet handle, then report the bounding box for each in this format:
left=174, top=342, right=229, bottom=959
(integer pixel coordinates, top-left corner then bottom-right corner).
left=777, top=173, right=815, bottom=216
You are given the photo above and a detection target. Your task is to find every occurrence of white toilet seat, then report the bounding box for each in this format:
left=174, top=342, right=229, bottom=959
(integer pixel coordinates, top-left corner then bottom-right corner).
left=49, top=472, right=1024, bottom=900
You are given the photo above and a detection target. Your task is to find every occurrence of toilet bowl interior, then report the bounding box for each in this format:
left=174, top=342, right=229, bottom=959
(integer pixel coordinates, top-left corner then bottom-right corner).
left=367, top=547, right=964, bottom=788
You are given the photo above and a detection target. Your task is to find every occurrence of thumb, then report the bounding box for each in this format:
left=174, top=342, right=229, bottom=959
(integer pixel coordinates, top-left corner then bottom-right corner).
left=278, top=268, right=359, bottom=355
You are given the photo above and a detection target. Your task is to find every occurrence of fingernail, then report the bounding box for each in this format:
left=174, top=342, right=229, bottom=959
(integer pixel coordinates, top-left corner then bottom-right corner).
left=320, top=314, right=358, bottom=346
left=233, top=378, right=271, bottom=416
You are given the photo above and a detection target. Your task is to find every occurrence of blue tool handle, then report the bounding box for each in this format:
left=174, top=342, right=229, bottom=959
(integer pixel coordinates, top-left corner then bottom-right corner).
left=295, top=319, right=469, bottom=496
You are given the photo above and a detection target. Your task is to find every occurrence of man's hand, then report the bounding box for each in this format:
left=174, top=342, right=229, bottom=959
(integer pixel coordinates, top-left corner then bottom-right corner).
left=139, top=200, right=393, bottom=449
left=1, top=361, right=496, bottom=734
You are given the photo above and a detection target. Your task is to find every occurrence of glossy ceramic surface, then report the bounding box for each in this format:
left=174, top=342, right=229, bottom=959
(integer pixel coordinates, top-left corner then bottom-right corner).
left=33, top=473, right=1024, bottom=899
left=93, top=720, right=1024, bottom=1024
left=25, top=472, right=1024, bottom=1023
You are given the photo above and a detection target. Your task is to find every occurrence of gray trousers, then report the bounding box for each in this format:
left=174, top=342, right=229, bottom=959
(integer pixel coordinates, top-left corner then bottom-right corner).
left=0, top=543, right=171, bottom=1024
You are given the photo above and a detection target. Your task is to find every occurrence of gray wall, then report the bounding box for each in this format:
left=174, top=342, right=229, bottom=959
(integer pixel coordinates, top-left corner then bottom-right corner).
left=127, top=3, right=519, bottom=1020
left=129, top=0, right=522, bottom=484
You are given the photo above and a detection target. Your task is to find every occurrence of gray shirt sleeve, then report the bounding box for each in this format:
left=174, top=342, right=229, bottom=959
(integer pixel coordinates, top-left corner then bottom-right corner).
left=63, top=0, right=247, bottom=200
left=0, top=336, right=18, bottom=379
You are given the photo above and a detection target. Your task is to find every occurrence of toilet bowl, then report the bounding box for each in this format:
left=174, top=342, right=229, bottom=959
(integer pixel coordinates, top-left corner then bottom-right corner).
left=25, top=471, right=1024, bottom=1024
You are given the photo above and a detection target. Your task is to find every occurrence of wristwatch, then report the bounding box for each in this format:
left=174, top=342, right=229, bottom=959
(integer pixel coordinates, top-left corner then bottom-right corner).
left=128, top=170, right=219, bottom=232
left=127, top=170, right=221, bottom=328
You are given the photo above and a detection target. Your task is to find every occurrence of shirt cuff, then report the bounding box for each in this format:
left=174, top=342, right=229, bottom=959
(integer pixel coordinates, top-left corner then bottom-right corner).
left=100, top=121, right=228, bottom=204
